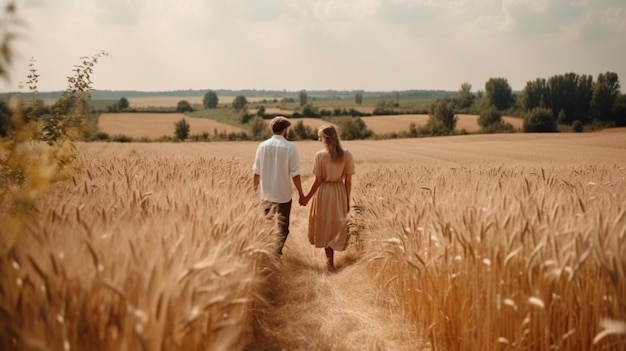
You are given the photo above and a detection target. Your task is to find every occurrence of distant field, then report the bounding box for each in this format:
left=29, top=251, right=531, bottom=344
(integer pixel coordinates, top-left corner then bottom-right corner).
left=90, top=95, right=527, bottom=137
left=98, top=113, right=525, bottom=139
left=98, top=113, right=244, bottom=139
left=45, top=95, right=523, bottom=136
left=359, top=114, right=523, bottom=134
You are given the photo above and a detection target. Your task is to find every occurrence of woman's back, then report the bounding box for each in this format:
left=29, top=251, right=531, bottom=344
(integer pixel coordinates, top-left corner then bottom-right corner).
left=313, top=150, right=353, bottom=182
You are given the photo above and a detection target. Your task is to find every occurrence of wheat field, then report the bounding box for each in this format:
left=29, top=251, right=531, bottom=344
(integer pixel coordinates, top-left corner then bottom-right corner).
left=1, top=130, right=625, bottom=350
left=96, top=114, right=524, bottom=140
left=98, top=113, right=244, bottom=139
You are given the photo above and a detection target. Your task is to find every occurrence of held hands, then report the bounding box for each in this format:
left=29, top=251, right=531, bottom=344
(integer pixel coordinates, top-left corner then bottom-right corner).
left=299, top=194, right=310, bottom=206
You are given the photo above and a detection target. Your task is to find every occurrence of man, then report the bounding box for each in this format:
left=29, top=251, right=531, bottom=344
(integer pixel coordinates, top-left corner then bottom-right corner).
left=252, top=116, right=304, bottom=255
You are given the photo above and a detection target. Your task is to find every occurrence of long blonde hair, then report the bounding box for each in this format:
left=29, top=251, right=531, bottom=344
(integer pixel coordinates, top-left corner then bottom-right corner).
left=318, top=125, right=345, bottom=162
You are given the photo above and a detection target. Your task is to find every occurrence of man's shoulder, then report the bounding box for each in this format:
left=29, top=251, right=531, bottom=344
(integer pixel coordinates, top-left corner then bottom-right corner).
left=274, top=136, right=296, bottom=149
left=259, top=136, right=278, bottom=146
left=258, top=136, right=295, bottom=149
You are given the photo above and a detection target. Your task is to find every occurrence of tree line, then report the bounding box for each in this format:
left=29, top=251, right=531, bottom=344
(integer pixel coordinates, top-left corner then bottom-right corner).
left=2, top=71, right=623, bottom=141
left=465, top=72, right=623, bottom=132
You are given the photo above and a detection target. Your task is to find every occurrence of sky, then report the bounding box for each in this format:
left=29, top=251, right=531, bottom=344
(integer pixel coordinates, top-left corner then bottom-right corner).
left=2, top=0, right=625, bottom=93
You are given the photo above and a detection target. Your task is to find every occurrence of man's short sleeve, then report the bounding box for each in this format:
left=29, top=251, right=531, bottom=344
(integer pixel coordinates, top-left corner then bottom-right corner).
left=288, top=144, right=300, bottom=177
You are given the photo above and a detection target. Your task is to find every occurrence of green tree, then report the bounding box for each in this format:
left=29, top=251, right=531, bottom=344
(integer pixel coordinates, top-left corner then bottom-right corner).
left=408, top=122, right=418, bottom=137
left=613, top=94, right=626, bottom=126
left=478, top=105, right=502, bottom=129
left=484, top=77, right=514, bottom=110
left=335, top=116, right=373, bottom=140
left=519, top=78, right=547, bottom=111
left=256, top=105, right=266, bottom=116
left=520, top=74, right=594, bottom=125
left=248, top=115, right=268, bottom=140
left=546, top=73, right=593, bottom=124
left=572, top=120, right=584, bottom=132
left=427, top=98, right=457, bottom=134
left=355, top=91, right=364, bottom=105
left=523, top=107, right=556, bottom=132
left=301, top=103, right=319, bottom=117
left=177, top=100, right=193, bottom=112
left=591, top=71, right=620, bottom=123
left=292, top=120, right=315, bottom=140
left=203, top=90, right=219, bottom=109
left=174, top=118, right=190, bottom=140
left=118, top=97, right=129, bottom=110
left=456, top=82, right=475, bottom=109
left=239, top=110, right=253, bottom=124
left=232, top=95, right=248, bottom=112
left=299, top=90, right=308, bottom=107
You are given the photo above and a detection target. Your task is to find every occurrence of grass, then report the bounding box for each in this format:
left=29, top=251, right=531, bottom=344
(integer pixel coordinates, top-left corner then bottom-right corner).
left=186, top=107, right=243, bottom=127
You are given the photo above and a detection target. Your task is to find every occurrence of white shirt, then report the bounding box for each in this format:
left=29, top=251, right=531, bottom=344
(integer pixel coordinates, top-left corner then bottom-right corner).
left=252, top=134, right=301, bottom=203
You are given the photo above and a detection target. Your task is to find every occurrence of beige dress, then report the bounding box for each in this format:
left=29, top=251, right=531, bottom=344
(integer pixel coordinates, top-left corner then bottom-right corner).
left=308, top=150, right=355, bottom=251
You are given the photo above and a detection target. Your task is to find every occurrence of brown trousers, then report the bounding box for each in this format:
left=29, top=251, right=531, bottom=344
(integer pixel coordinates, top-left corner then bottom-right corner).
left=263, top=200, right=292, bottom=255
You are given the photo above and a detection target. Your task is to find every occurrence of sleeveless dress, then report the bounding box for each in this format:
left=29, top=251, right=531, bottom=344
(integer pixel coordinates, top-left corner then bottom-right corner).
left=308, top=149, right=355, bottom=251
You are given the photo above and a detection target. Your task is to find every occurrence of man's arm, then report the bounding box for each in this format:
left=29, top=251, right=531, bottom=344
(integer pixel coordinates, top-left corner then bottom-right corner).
left=292, top=175, right=304, bottom=198
left=253, top=173, right=260, bottom=192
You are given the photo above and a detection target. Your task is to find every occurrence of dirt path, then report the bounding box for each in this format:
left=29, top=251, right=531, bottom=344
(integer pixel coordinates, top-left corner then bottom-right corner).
left=246, top=201, right=427, bottom=351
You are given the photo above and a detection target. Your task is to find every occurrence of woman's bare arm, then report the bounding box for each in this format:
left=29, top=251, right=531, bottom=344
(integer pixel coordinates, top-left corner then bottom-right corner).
left=344, top=172, right=352, bottom=212
left=305, top=176, right=323, bottom=202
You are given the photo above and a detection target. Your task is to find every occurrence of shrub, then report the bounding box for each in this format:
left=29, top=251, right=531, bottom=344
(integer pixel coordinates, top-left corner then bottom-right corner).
left=428, top=99, right=457, bottom=134
left=421, top=119, right=451, bottom=136
left=95, top=131, right=109, bottom=140
left=333, top=116, right=373, bottom=140
left=292, top=120, right=316, bottom=140
left=478, top=105, right=502, bottom=130
left=118, top=97, right=129, bottom=110
left=248, top=116, right=269, bottom=141
left=232, top=95, right=248, bottom=112
left=174, top=118, right=190, bottom=141
left=301, top=104, right=319, bottom=117
left=111, top=134, right=132, bottom=142
left=177, top=100, right=193, bottom=113
left=523, top=107, right=557, bottom=132
left=408, top=122, right=418, bottom=138
left=203, top=90, right=219, bottom=109
left=572, top=120, right=584, bottom=133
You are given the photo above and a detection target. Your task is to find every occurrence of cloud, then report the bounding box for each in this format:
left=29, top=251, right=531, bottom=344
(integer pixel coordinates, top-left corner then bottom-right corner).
left=94, top=0, right=144, bottom=26
left=2, top=0, right=625, bottom=92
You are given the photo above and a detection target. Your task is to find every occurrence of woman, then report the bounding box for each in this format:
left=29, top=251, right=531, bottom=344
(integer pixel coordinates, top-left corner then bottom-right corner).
left=301, top=125, right=355, bottom=271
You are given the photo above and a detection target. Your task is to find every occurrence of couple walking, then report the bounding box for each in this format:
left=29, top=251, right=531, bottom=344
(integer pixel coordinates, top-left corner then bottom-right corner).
left=252, top=116, right=355, bottom=271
